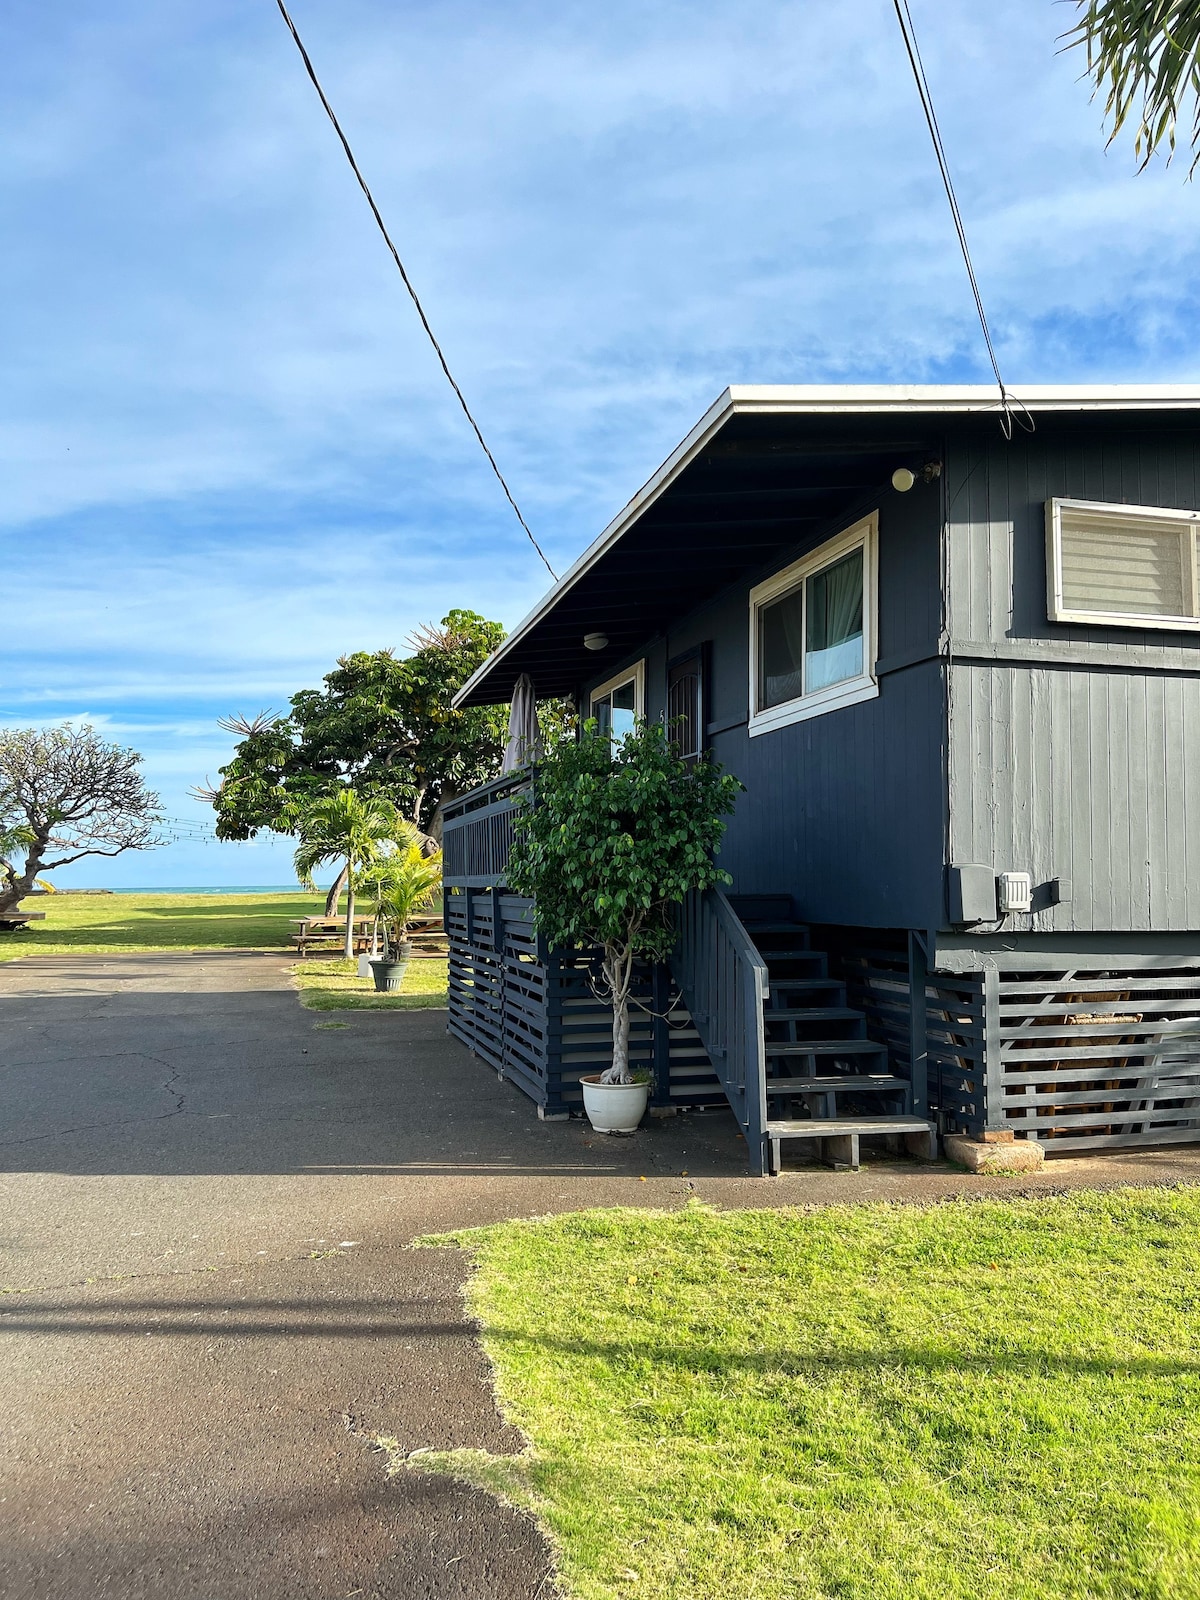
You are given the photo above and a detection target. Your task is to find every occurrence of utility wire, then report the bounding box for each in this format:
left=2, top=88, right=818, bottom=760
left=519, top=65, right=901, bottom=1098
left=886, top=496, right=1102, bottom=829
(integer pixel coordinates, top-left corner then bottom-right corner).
left=274, top=0, right=558, bottom=579
left=891, top=0, right=1033, bottom=440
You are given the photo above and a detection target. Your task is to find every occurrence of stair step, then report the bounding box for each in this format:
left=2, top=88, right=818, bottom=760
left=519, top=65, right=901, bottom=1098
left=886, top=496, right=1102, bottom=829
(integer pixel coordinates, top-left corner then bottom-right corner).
left=764, top=1039, right=888, bottom=1057
left=746, top=923, right=811, bottom=937
left=763, top=1007, right=861, bottom=1023
left=767, top=979, right=843, bottom=993
left=765, top=1074, right=908, bottom=1093
left=766, top=1115, right=937, bottom=1137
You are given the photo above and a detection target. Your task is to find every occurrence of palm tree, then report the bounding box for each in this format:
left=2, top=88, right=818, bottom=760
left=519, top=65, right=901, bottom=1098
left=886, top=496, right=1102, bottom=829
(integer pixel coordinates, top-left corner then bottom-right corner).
left=293, top=790, right=409, bottom=960
left=1066, top=1, right=1200, bottom=171
left=355, top=841, right=443, bottom=958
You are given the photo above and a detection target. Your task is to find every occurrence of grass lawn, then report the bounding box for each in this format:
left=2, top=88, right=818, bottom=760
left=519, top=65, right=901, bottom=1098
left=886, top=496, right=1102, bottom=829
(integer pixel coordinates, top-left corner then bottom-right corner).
left=293, top=955, right=448, bottom=1009
left=416, top=1189, right=1200, bottom=1600
left=0, top=891, right=325, bottom=961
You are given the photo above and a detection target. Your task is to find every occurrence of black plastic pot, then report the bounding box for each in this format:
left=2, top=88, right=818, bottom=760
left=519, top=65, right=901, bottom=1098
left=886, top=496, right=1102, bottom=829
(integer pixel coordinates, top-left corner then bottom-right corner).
left=369, top=941, right=412, bottom=992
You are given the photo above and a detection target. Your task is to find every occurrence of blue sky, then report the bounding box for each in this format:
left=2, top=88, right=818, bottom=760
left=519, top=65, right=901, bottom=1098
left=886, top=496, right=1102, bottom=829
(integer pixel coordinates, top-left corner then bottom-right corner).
left=4, top=0, right=1199, bottom=885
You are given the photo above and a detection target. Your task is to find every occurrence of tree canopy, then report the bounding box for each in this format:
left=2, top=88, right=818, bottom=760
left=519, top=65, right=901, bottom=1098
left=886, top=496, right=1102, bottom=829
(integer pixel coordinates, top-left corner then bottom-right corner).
left=1067, top=0, right=1200, bottom=170
left=206, top=611, right=509, bottom=844
left=506, top=721, right=741, bottom=1082
left=0, top=725, right=162, bottom=912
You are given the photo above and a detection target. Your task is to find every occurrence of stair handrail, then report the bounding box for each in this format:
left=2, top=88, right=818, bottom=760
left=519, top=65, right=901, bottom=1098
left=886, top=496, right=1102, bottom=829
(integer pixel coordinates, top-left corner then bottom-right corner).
left=672, top=885, right=770, bottom=1175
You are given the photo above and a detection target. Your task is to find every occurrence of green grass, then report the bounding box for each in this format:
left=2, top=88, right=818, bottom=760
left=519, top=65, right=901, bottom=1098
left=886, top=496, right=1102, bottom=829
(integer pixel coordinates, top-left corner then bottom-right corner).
left=0, top=891, right=325, bottom=960
left=416, top=1189, right=1200, bottom=1600
left=293, top=955, right=448, bottom=1009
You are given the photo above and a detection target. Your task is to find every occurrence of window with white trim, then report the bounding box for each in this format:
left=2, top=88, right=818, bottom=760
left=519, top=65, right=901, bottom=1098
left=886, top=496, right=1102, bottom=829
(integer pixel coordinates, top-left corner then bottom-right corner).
left=1046, top=498, right=1200, bottom=630
left=589, top=660, right=644, bottom=746
left=748, top=514, right=878, bottom=736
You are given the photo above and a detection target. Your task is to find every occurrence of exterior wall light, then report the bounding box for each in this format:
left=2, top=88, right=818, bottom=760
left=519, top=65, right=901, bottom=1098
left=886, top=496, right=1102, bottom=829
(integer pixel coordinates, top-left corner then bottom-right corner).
left=584, top=632, right=609, bottom=651
left=891, top=467, right=917, bottom=492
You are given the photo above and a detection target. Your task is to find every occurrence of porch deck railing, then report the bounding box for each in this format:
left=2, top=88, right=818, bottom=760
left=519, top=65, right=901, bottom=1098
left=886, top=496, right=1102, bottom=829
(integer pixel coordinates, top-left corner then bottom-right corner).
left=672, top=886, right=770, bottom=1174
left=442, top=769, right=531, bottom=887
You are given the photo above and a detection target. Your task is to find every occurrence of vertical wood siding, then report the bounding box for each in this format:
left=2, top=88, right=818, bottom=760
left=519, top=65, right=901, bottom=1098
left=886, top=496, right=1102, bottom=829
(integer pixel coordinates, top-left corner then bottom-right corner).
left=609, top=491, right=948, bottom=931
left=946, top=425, right=1200, bottom=934
left=949, top=661, right=1200, bottom=931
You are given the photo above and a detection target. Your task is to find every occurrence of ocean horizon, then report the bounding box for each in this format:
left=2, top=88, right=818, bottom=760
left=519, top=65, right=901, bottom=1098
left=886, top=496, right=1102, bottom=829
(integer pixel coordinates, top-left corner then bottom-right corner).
left=51, top=885, right=321, bottom=896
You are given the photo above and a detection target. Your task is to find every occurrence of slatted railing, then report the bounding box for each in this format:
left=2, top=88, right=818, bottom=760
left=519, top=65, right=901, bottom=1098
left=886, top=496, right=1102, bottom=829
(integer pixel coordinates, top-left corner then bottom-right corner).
left=672, top=886, right=769, bottom=1174
left=442, top=770, right=530, bottom=887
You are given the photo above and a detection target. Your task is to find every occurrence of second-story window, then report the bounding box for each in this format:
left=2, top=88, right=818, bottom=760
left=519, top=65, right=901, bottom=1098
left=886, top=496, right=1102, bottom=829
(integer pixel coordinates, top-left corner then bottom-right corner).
left=748, top=513, right=879, bottom=735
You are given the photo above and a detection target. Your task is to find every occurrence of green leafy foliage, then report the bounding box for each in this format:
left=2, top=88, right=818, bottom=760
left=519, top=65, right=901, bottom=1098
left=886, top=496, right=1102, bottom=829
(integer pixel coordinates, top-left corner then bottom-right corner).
left=293, top=789, right=412, bottom=958
left=508, top=722, right=739, bottom=960
left=355, top=839, right=443, bottom=946
left=1065, top=0, right=1200, bottom=170
left=506, top=722, right=740, bottom=1081
left=291, top=790, right=409, bottom=892
left=208, top=611, right=512, bottom=841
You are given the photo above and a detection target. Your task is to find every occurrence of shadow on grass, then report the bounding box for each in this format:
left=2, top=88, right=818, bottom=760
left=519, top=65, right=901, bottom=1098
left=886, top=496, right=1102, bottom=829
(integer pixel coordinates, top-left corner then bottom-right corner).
left=5, top=1295, right=1200, bottom=1383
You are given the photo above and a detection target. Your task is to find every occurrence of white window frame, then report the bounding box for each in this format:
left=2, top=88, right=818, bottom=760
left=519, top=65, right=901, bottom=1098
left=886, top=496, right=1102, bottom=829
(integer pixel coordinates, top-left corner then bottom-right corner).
left=748, top=513, right=879, bottom=738
left=1046, top=497, right=1200, bottom=631
left=589, top=659, right=645, bottom=730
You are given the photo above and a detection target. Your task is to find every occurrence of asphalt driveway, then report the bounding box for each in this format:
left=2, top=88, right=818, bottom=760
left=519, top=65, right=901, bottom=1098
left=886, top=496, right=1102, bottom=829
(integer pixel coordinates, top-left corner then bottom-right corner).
left=5, top=949, right=1200, bottom=1599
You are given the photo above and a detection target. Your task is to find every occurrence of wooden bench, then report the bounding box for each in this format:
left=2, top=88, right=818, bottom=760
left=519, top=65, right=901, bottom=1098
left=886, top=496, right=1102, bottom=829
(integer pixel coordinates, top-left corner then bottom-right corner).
left=0, top=911, right=46, bottom=931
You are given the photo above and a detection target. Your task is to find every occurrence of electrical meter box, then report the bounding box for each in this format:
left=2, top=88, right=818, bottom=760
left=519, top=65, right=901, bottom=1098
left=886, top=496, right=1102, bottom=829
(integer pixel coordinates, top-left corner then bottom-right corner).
left=997, top=871, right=1033, bottom=915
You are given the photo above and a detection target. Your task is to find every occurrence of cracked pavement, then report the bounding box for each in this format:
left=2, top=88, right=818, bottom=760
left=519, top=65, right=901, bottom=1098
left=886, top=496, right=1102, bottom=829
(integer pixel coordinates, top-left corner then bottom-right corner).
left=5, top=950, right=1200, bottom=1599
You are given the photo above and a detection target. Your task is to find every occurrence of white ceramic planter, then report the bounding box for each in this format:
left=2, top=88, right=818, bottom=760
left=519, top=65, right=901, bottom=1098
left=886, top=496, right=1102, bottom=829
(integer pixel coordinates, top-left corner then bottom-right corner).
left=580, top=1074, right=650, bottom=1134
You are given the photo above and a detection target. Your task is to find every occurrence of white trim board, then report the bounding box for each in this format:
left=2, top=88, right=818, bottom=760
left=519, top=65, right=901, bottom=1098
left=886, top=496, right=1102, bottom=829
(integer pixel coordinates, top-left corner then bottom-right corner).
left=748, top=513, right=879, bottom=736
left=453, top=385, right=1200, bottom=708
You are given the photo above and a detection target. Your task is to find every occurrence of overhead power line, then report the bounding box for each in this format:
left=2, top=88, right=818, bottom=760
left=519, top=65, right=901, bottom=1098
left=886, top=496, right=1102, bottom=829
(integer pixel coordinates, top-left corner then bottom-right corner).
left=890, top=0, right=1033, bottom=440
left=274, top=0, right=558, bottom=579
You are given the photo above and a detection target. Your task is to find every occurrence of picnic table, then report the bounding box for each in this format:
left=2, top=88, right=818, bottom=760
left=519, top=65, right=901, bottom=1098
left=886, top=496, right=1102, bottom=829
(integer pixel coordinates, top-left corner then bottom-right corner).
left=289, top=913, right=447, bottom=958
left=289, top=915, right=374, bottom=957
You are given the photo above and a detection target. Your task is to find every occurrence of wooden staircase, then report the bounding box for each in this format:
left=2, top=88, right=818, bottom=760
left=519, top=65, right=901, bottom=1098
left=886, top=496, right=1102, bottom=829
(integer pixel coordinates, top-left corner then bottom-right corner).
left=729, top=895, right=938, bottom=1173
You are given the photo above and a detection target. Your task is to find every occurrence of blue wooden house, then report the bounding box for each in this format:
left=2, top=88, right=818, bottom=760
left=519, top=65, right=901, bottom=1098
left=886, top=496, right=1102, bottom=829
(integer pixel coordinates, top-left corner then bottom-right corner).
left=444, top=385, right=1200, bottom=1174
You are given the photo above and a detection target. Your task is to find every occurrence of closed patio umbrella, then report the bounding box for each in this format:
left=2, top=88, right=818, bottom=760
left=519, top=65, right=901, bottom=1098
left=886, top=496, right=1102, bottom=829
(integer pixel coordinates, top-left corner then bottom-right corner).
left=502, top=673, right=539, bottom=772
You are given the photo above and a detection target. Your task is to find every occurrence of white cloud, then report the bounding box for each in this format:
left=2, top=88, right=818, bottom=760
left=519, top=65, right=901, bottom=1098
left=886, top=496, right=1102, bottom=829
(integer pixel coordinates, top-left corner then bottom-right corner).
left=5, top=0, right=1200, bottom=881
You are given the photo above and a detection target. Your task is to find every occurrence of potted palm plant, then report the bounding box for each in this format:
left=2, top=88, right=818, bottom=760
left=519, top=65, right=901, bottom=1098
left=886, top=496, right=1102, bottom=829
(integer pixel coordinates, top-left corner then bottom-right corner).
left=357, top=839, right=443, bottom=992
left=506, top=720, right=740, bottom=1133
left=293, top=790, right=409, bottom=960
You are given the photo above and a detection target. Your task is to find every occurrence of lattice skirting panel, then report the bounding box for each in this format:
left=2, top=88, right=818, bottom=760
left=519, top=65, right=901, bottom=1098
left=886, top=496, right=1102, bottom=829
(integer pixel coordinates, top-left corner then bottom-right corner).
left=833, top=931, right=1200, bottom=1153
left=997, top=970, right=1200, bottom=1151
left=445, top=887, right=720, bottom=1116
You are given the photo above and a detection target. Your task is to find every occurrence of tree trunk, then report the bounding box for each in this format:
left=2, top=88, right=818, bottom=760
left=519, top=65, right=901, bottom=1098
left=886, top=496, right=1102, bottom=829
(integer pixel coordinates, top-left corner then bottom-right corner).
left=600, top=943, right=634, bottom=1084
left=0, top=842, right=47, bottom=914
left=343, top=868, right=355, bottom=961
left=324, top=862, right=349, bottom=917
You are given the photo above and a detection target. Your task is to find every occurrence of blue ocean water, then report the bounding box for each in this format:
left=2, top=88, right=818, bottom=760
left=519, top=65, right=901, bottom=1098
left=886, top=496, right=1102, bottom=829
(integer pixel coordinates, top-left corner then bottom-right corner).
left=76, top=885, right=316, bottom=895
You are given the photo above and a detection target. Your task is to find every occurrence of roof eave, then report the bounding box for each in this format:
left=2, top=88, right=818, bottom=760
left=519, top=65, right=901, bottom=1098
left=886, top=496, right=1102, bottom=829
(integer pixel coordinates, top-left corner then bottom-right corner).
left=452, top=383, right=1200, bottom=708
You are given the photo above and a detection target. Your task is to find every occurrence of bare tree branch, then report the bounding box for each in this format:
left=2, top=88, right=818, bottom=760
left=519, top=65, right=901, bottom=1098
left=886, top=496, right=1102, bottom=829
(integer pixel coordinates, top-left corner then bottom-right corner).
left=0, top=725, right=163, bottom=912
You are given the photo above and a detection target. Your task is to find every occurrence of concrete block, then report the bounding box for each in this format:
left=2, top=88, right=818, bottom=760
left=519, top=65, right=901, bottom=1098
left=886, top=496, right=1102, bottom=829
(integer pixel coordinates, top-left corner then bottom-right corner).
left=945, top=1134, right=1045, bottom=1174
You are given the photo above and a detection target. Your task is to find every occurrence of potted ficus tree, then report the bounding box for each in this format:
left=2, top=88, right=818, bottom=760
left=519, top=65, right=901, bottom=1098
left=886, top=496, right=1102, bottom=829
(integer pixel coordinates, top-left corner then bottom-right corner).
left=357, top=838, right=443, bottom=992
left=507, top=719, right=740, bottom=1133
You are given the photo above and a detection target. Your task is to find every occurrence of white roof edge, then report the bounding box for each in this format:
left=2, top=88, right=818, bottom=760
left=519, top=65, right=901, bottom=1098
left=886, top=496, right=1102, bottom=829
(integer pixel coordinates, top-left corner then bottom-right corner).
left=452, top=383, right=1200, bottom=707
